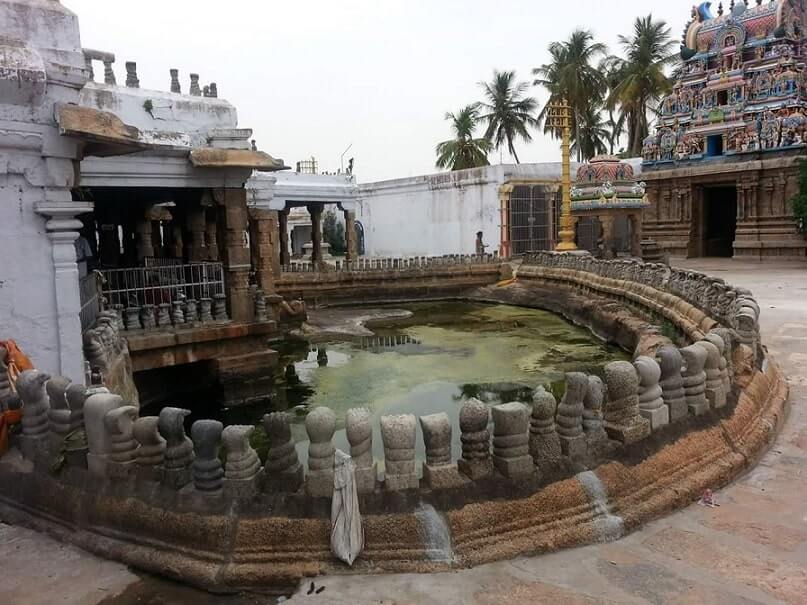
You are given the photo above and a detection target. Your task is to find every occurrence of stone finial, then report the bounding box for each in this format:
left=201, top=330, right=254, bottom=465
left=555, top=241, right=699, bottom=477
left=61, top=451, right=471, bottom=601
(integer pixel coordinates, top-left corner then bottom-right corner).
left=222, top=425, right=261, bottom=481
left=158, top=407, right=194, bottom=489
left=491, top=402, right=533, bottom=479
left=171, top=300, right=185, bottom=325
left=708, top=329, right=734, bottom=390
left=184, top=299, right=198, bottom=324
left=125, top=61, right=139, bottom=88
left=17, top=369, right=51, bottom=439
left=156, top=303, right=171, bottom=327
left=656, top=345, right=688, bottom=422
left=419, top=412, right=463, bottom=488
left=189, top=73, right=201, bottom=96
left=345, top=407, right=376, bottom=493
left=65, top=383, right=87, bottom=432
left=458, top=398, right=492, bottom=480
left=697, top=340, right=727, bottom=409
left=556, top=372, right=587, bottom=459
left=84, top=392, right=123, bottom=475
left=305, top=407, right=336, bottom=497
left=380, top=414, right=418, bottom=490
left=191, top=420, right=224, bottom=493
left=634, top=356, right=669, bottom=430
left=529, top=386, right=562, bottom=466
left=582, top=375, right=608, bottom=447
left=133, top=416, right=166, bottom=466
left=202, top=85, right=210, bottom=98
left=680, top=344, right=708, bottom=416
left=213, top=293, right=228, bottom=321
left=262, top=412, right=303, bottom=491
left=209, top=82, right=218, bottom=98
left=170, top=68, right=181, bottom=93
left=603, top=361, right=651, bottom=445
left=105, top=406, right=138, bottom=463
left=200, top=298, right=213, bottom=323
left=46, top=375, right=72, bottom=439
left=102, top=59, right=116, bottom=85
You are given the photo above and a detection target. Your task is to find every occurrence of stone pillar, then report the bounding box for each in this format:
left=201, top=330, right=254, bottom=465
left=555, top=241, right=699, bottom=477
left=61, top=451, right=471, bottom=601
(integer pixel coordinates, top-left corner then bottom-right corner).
left=35, top=201, right=94, bottom=381
left=205, top=213, right=219, bottom=261
left=308, top=204, right=323, bottom=265
left=498, top=185, right=512, bottom=257
left=600, top=215, right=616, bottom=258
left=491, top=402, right=533, bottom=479
left=135, top=209, right=154, bottom=262
left=629, top=213, right=642, bottom=257
left=248, top=207, right=279, bottom=294
left=344, top=210, right=357, bottom=263
left=381, top=414, right=418, bottom=490
left=262, top=412, right=303, bottom=492
left=185, top=205, right=207, bottom=262
left=556, top=372, right=587, bottom=459
left=278, top=209, right=290, bottom=266
left=215, top=188, right=253, bottom=322
left=345, top=407, right=377, bottom=494
left=305, top=406, right=336, bottom=497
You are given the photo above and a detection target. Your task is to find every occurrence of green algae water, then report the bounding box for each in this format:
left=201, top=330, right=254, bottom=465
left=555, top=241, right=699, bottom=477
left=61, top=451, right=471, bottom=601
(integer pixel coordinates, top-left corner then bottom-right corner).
left=242, top=301, right=629, bottom=468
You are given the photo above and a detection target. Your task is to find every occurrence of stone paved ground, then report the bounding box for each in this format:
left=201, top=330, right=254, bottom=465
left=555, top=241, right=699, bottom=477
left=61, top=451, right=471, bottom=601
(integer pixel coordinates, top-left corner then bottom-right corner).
left=1, top=259, right=804, bottom=605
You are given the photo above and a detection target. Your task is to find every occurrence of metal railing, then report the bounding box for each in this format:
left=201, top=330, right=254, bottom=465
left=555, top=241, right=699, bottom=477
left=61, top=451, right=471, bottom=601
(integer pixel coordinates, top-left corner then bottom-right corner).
left=79, top=272, right=102, bottom=331
left=100, top=262, right=225, bottom=309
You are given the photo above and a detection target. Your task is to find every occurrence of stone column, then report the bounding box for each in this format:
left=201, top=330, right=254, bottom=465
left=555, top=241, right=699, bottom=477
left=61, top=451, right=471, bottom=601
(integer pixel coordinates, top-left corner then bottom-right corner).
left=205, top=212, right=219, bottom=261
left=308, top=204, right=323, bottom=265
left=248, top=207, right=278, bottom=294
left=185, top=205, right=207, bottom=262
left=135, top=209, right=154, bottom=262
left=344, top=210, right=357, bottom=263
left=498, top=185, right=512, bottom=257
left=278, top=209, right=290, bottom=266
left=214, top=188, right=253, bottom=322
left=600, top=215, right=616, bottom=258
left=35, top=201, right=94, bottom=381
left=629, top=213, right=642, bottom=257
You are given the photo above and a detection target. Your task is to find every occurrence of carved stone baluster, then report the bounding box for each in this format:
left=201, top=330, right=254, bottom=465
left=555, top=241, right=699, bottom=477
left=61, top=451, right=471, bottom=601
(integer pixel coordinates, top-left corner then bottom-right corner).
left=263, top=412, right=304, bottom=492
left=491, top=402, right=533, bottom=479
left=191, top=419, right=224, bottom=494
left=457, top=398, right=492, bottom=480
left=305, top=407, right=336, bottom=497
left=345, top=407, right=377, bottom=494
left=158, top=407, right=194, bottom=488
left=381, top=414, right=418, bottom=490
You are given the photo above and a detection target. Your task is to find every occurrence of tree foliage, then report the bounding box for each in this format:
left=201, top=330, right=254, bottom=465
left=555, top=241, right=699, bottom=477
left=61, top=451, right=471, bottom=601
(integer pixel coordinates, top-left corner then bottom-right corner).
left=322, top=210, right=346, bottom=255
left=435, top=104, right=492, bottom=170
left=478, top=70, right=539, bottom=164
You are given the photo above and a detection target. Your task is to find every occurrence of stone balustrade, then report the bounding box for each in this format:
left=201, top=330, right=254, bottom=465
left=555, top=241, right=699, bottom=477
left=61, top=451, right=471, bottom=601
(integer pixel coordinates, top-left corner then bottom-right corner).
left=281, top=252, right=501, bottom=273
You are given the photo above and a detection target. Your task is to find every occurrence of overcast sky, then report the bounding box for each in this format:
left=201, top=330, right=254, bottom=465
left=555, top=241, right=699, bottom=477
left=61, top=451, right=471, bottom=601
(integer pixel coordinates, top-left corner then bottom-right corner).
left=67, top=0, right=684, bottom=182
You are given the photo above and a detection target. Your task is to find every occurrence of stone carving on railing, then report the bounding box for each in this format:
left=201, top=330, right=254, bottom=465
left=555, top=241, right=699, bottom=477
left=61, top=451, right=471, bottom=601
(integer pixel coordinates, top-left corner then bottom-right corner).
left=280, top=253, right=501, bottom=274
left=529, top=386, right=562, bottom=469
left=200, top=298, right=213, bottom=323
left=556, top=372, right=587, bottom=459
left=222, top=425, right=262, bottom=496
left=213, top=294, right=228, bottom=321
left=420, top=412, right=463, bottom=488
left=656, top=345, right=688, bottom=422
left=680, top=344, right=708, bottom=416
left=491, top=402, right=533, bottom=479
left=634, top=356, right=669, bottom=430
left=380, top=414, right=418, bottom=490
left=64, top=384, right=87, bottom=433
left=263, top=412, right=304, bottom=492
left=172, top=301, right=185, bottom=325
left=132, top=416, right=166, bottom=477
left=85, top=391, right=124, bottom=477
left=458, top=398, right=492, bottom=480
left=603, top=361, right=651, bottom=444
left=105, top=406, right=138, bottom=465
left=184, top=299, right=198, bottom=324
left=709, top=329, right=734, bottom=389
left=306, top=407, right=336, bottom=497
left=345, top=408, right=376, bottom=494
left=697, top=340, right=726, bottom=410
left=191, top=420, right=225, bottom=494
left=17, top=370, right=51, bottom=460
left=582, top=375, right=608, bottom=449
left=158, top=407, right=194, bottom=488
left=157, top=303, right=171, bottom=327
left=46, top=376, right=72, bottom=450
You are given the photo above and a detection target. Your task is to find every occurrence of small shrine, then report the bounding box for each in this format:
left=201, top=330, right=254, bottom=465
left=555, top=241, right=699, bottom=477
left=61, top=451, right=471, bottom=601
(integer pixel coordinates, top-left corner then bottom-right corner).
left=643, top=0, right=806, bottom=163
left=570, top=156, right=649, bottom=257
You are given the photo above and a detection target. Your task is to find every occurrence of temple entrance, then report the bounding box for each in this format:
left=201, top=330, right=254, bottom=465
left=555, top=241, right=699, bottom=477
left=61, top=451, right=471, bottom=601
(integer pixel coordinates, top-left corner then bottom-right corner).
left=703, top=186, right=737, bottom=257
left=508, top=185, right=560, bottom=255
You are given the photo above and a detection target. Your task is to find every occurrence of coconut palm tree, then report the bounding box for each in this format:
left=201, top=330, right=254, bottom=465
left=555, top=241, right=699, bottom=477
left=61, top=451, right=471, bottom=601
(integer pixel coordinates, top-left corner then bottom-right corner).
left=478, top=70, right=539, bottom=164
left=600, top=55, right=627, bottom=155
left=572, top=103, right=610, bottom=160
left=533, top=29, right=608, bottom=161
left=608, top=15, right=677, bottom=155
left=435, top=104, right=492, bottom=171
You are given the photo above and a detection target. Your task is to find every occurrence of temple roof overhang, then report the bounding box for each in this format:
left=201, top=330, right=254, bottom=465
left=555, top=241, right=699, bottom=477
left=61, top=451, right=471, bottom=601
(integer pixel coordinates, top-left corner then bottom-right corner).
left=56, top=104, right=149, bottom=157
left=189, top=148, right=289, bottom=172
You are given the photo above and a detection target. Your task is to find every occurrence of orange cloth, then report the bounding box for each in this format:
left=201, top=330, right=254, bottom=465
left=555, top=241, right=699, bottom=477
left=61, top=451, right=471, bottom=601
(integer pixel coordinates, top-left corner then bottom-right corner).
left=0, top=339, right=34, bottom=391
left=0, top=409, right=22, bottom=457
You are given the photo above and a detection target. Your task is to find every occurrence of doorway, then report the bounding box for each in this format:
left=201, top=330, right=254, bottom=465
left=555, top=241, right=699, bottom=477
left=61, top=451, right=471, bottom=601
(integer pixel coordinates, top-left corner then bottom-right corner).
left=703, top=186, right=737, bottom=257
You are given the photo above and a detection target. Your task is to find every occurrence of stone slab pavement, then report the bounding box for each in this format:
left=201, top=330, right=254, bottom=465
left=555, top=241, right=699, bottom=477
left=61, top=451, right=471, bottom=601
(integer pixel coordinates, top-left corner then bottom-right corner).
left=0, top=259, right=804, bottom=605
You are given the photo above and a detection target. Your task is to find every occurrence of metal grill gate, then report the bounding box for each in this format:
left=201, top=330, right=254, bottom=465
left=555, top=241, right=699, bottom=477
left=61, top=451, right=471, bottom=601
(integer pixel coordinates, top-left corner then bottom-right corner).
left=509, top=185, right=560, bottom=255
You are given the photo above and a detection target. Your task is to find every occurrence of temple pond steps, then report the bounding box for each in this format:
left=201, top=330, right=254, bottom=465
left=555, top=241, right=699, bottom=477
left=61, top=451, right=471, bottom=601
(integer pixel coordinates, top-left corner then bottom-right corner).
left=0, top=253, right=788, bottom=594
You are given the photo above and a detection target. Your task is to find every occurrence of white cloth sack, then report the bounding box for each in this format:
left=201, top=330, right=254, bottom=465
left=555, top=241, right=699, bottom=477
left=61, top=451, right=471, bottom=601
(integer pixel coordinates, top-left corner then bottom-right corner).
left=330, top=449, right=364, bottom=565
